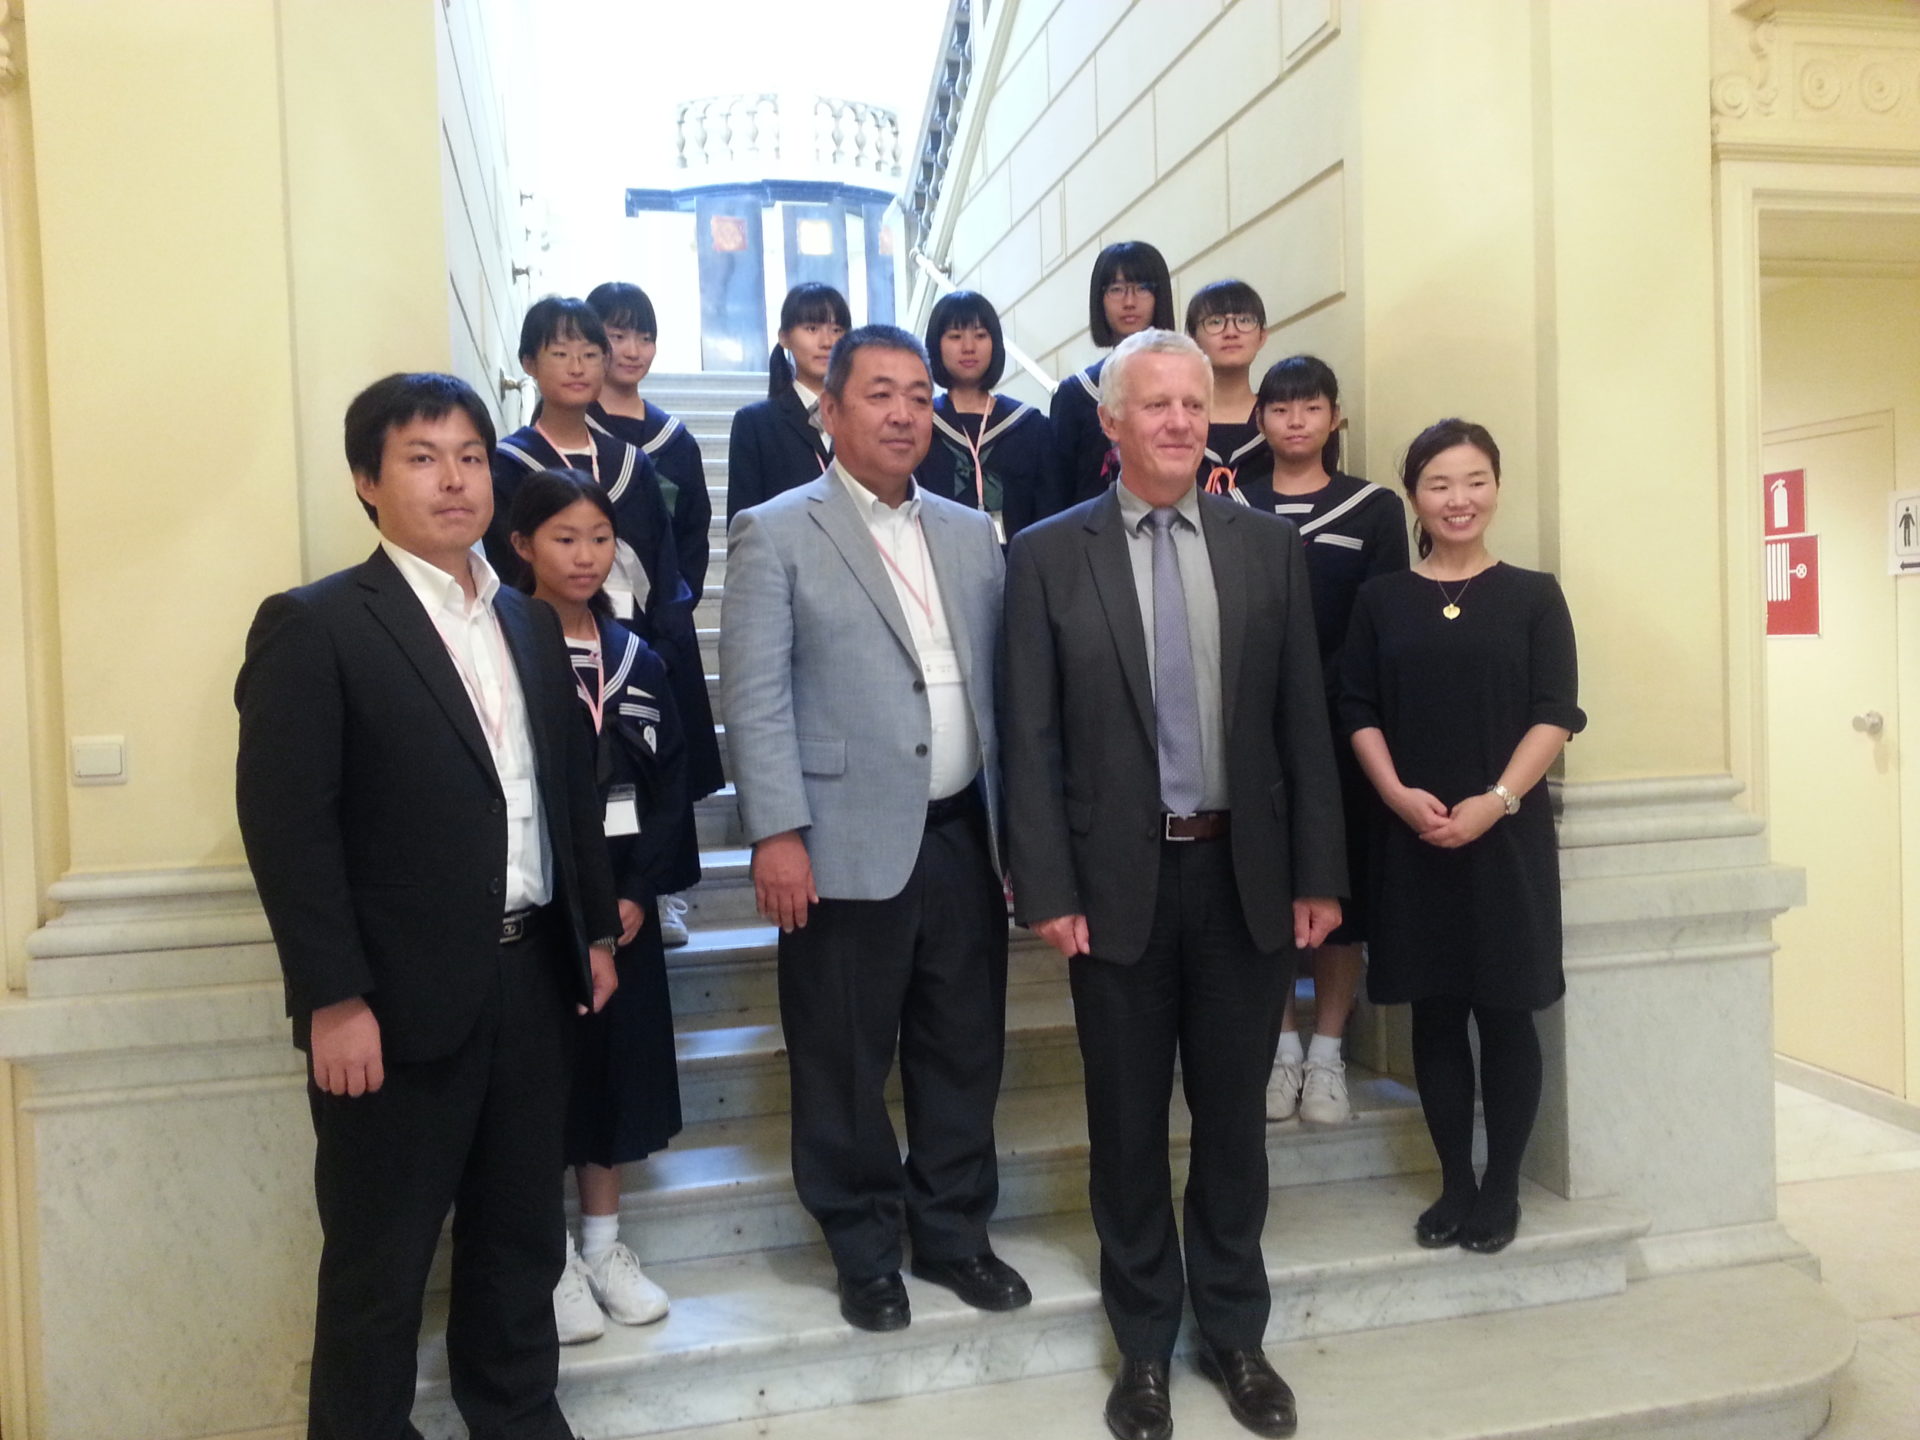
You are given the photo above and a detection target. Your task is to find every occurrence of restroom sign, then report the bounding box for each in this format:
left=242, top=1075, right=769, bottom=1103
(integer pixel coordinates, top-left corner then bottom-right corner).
left=1889, top=490, right=1920, bottom=575
left=1764, top=469, right=1806, bottom=537
left=1766, top=533, right=1819, bottom=637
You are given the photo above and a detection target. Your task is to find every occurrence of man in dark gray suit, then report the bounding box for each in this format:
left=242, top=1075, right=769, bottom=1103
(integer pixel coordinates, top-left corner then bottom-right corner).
left=720, top=325, right=1029, bottom=1333
left=1003, top=330, right=1345, bottom=1440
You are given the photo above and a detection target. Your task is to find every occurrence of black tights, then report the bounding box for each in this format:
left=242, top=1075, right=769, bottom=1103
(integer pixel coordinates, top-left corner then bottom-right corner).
left=1410, top=997, right=1541, bottom=1226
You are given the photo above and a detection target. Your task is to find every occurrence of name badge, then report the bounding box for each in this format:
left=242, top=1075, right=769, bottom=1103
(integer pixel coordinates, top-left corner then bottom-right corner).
left=502, top=777, right=535, bottom=821
left=920, top=651, right=963, bottom=685
left=604, top=784, right=640, bottom=837
left=604, top=584, right=636, bottom=620
left=990, top=510, right=1007, bottom=546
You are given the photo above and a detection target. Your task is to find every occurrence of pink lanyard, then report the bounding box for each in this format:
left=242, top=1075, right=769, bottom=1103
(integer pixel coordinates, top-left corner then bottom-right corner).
left=872, top=515, right=935, bottom=627
left=572, top=639, right=605, bottom=735
left=956, top=403, right=991, bottom=510
left=535, top=422, right=600, bottom=485
left=433, top=608, right=514, bottom=751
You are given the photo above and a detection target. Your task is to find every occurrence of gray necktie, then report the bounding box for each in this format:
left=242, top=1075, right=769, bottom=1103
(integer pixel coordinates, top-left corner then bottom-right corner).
left=1147, top=507, right=1204, bottom=816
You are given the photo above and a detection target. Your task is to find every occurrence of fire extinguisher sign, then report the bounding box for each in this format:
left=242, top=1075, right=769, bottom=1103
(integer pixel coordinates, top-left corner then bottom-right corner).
left=1763, top=469, right=1806, bottom=537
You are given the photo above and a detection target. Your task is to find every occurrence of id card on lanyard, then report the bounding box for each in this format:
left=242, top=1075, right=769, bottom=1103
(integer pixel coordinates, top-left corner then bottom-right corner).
left=956, top=410, right=1006, bottom=543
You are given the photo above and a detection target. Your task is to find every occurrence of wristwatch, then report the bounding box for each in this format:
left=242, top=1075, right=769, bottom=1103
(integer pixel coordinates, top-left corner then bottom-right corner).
left=591, top=935, right=621, bottom=952
left=1486, top=783, right=1521, bottom=816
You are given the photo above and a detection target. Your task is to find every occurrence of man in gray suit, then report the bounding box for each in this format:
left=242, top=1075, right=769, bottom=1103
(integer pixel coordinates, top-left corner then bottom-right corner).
left=721, top=325, right=1029, bottom=1333
left=1003, top=330, right=1346, bottom=1440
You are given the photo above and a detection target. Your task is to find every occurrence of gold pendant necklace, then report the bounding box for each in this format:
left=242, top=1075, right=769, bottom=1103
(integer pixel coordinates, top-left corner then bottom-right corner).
left=1434, top=572, right=1479, bottom=620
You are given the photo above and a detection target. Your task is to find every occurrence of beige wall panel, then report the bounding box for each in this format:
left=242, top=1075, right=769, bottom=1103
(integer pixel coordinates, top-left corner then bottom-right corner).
left=950, top=164, right=1013, bottom=279
left=1224, top=41, right=1345, bottom=233
left=1281, top=0, right=1337, bottom=59
left=1093, top=0, right=1224, bottom=133
left=1105, top=136, right=1230, bottom=278
left=1152, top=0, right=1284, bottom=173
left=1182, top=167, right=1344, bottom=331
left=1005, top=0, right=1064, bottom=68
left=28, top=0, right=303, bottom=872
left=1009, top=65, right=1099, bottom=218
left=973, top=209, right=1047, bottom=317
left=1037, top=184, right=1069, bottom=271
left=1002, top=239, right=1101, bottom=358
left=1044, top=0, right=1132, bottom=100
left=1062, top=97, right=1159, bottom=258
left=978, top=36, right=1052, bottom=177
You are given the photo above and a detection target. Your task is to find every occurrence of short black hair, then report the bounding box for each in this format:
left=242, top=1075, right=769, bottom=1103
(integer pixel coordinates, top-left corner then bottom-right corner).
left=1401, top=418, right=1502, bottom=559
left=1256, top=354, right=1341, bottom=408
left=586, top=281, right=657, bottom=338
left=768, top=283, right=854, bottom=395
left=822, top=325, right=931, bottom=400
left=518, top=295, right=609, bottom=361
left=1184, top=278, right=1267, bottom=337
left=1089, top=240, right=1175, bottom=346
left=925, top=290, right=1006, bottom=390
left=343, top=372, right=496, bottom=522
left=506, top=468, right=619, bottom=615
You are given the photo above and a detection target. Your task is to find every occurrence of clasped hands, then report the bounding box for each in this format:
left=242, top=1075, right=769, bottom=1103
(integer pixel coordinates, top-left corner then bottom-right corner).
left=1387, top=785, right=1506, bottom=849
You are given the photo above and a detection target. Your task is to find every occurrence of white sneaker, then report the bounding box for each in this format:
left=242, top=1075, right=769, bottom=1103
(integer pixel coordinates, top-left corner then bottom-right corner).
left=554, top=1236, right=605, bottom=1344
left=588, top=1240, right=670, bottom=1325
left=659, top=894, right=690, bottom=948
left=1299, top=1058, right=1352, bottom=1125
left=1266, top=1058, right=1304, bottom=1122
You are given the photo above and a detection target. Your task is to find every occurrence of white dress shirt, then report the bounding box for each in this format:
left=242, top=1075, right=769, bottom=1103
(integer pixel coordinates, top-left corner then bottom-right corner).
left=381, top=540, right=552, bottom=910
left=833, top=462, right=980, bottom=800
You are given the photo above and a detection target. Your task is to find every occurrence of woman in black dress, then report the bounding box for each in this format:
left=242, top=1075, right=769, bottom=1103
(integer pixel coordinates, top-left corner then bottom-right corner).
left=725, top=283, right=849, bottom=521
left=1050, top=240, right=1173, bottom=506
left=918, top=288, right=1059, bottom=539
left=510, top=470, right=697, bottom=1342
left=1339, top=419, right=1585, bottom=1254
left=1184, top=278, right=1273, bottom=503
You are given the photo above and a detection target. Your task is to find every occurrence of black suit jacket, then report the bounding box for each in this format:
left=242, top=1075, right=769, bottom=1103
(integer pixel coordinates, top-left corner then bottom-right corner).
left=726, top=387, right=829, bottom=521
left=235, top=547, right=622, bottom=1062
left=1002, top=488, right=1347, bottom=963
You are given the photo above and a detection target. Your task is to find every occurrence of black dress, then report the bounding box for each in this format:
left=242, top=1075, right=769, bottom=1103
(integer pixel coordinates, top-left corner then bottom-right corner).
left=1246, top=472, right=1409, bottom=943
left=562, top=619, right=695, bottom=1168
left=1338, top=564, right=1586, bottom=1009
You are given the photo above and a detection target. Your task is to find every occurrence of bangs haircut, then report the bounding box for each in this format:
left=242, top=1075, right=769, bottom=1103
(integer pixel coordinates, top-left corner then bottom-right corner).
left=1184, top=278, right=1267, bottom=336
left=1089, top=240, right=1175, bottom=345
left=518, top=295, right=609, bottom=361
left=779, top=283, right=853, bottom=333
left=586, top=282, right=657, bottom=338
left=506, top=467, right=618, bottom=614
left=1256, top=354, right=1341, bottom=408
left=343, top=371, right=496, bottom=522
left=925, top=289, right=1007, bottom=390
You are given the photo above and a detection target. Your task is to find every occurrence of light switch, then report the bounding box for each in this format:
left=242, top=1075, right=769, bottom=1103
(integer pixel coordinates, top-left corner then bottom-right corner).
left=71, top=735, right=126, bottom=785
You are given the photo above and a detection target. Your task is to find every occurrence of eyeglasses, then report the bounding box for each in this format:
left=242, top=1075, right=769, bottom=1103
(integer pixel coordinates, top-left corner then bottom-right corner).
left=1199, top=313, right=1262, bottom=335
left=1104, top=282, right=1157, bottom=301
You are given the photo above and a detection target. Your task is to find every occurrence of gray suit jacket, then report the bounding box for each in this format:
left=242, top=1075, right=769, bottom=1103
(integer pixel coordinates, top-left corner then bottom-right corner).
left=721, top=470, right=1005, bottom=901
left=1001, top=486, right=1346, bottom=963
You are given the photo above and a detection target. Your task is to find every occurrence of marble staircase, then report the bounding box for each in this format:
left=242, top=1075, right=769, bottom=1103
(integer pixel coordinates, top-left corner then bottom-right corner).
left=404, top=373, right=1851, bottom=1440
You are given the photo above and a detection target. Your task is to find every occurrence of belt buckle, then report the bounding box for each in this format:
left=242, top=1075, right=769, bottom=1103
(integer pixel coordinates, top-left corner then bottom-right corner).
left=500, top=911, right=528, bottom=944
left=1162, top=813, right=1195, bottom=842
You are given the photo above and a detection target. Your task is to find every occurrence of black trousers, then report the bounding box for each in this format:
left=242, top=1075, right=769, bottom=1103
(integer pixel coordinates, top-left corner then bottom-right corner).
left=306, top=914, right=576, bottom=1440
left=1069, top=839, right=1292, bottom=1361
left=777, top=793, right=1009, bottom=1278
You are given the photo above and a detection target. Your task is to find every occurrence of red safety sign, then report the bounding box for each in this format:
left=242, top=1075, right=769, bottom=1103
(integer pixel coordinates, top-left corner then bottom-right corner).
left=1765, top=533, right=1819, bottom=637
left=1764, top=469, right=1806, bottom=537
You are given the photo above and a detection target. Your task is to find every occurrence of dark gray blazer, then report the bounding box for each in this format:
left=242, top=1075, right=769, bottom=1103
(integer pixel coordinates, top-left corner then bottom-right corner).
left=1001, top=486, right=1347, bottom=963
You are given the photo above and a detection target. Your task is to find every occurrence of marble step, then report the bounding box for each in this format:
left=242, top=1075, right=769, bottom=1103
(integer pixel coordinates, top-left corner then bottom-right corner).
left=596, top=1261, right=1850, bottom=1440
left=586, top=1065, right=1429, bottom=1267
left=412, top=1173, right=1648, bottom=1439
left=676, top=847, right=757, bottom=925
left=694, top=783, right=740, bottom=847
left=663, top=919, right=1064, bottom=1018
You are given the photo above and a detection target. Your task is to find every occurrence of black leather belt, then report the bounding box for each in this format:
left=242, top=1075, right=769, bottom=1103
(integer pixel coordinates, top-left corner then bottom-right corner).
left=500, top=908, right=537, bottom=944
left=1162, top=811, right=1230, bottom=842
left=927, top=782, right=981, bottom=828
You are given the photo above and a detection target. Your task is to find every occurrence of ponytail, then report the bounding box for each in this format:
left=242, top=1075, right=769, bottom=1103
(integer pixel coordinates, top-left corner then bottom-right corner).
left=767, top=342, right=793, bottom=399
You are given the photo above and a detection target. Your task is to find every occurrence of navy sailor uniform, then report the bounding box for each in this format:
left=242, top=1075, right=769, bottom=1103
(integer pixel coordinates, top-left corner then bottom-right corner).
left=1049, top=359, right=1119, bottom=507
left=916, top=393, right=1061, bottom=540
left=591, top=400, right=713, bottom=593
left=726, top=385, right=830, bottom=522
left=1195, top=417, right=1275, bottom=506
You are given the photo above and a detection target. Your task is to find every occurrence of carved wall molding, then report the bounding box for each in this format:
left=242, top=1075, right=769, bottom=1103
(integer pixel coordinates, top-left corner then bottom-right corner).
left=1712, top=6, right=1920, bottom=157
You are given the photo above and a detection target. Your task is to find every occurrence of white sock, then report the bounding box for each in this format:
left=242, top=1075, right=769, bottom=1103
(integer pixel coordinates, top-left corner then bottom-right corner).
left=580, top=1213, right=620, bottom=1265
left=1275, top=1030, right=1305, bottom=1065
left=1307, top=1033, right=1344, bottom=1067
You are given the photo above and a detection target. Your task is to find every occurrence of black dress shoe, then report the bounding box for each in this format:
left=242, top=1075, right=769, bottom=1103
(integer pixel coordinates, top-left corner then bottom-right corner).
left=1459, top=1198, right=1521, bottom=1254
left=1104, top=1357, right=1172, bottom=1440
left=909, top=1250, right=1033, bottom=1311
left=1414, top=1189, right=1476, bottom=1249
left=837, top=1270, right=910, bottom=1332
left=1196, top=1347, right=1297, bottom=1438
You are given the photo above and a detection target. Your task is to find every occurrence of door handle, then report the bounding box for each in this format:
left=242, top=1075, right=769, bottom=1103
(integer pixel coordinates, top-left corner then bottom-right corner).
left=1852, top=710, right=1885, bottom=736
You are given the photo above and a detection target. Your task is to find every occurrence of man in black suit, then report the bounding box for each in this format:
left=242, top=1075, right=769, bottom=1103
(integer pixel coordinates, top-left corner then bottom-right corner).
left=236, top=373, right=621, bottom=1440
left=1003, top=331, right=1345, bottom=1440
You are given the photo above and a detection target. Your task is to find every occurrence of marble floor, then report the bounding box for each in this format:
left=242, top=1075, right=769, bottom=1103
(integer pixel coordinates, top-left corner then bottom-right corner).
left=1773, top=1080, right=1920, bottom=1437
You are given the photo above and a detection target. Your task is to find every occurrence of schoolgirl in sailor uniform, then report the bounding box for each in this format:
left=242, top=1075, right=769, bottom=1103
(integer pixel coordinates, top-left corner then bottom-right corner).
left=1185, top=278, right=1276, bottom=505
left=1250, top=354, right=1409, bottom=1131
left=587, top=282, right=713, bottom=592
left=916, top=289, right=1060, bottom=540
left=1050, top=241, right=1174, bottom=506
left=725, top=283, right=849, bottom=522
left=487, top=296, right=725, bottom=802
left=509, top=469, right=698, bottom=1340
